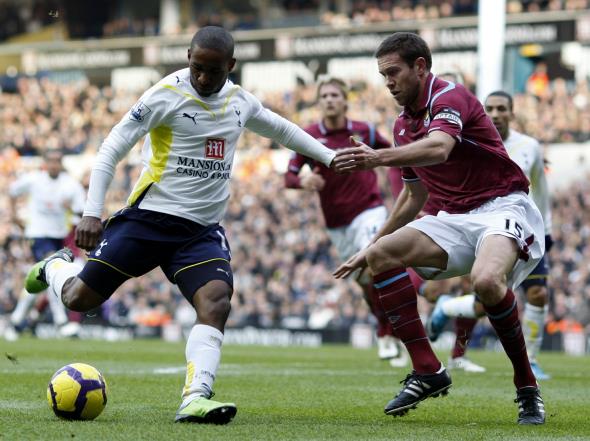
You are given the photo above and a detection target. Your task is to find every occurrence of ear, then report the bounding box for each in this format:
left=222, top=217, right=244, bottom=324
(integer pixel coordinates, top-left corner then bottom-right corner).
left=228, top=57, right=236, bottom=73
left=414, top=57, right=427, bottom=76
left=187, top=49, right=191, bottom=62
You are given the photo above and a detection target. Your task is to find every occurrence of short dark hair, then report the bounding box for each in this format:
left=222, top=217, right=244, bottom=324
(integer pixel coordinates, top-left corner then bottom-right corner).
left=375, top=32, right=432, bottom=70
left=190, top=26, right=234, bottom=58
left=486, top=90, right=513, bottom=111
left=43, top=149, right=63, bottom=160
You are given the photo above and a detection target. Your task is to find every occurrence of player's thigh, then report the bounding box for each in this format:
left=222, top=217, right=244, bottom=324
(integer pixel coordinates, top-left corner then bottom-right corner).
left=473, top=192, right=545, bottom=289
left=62, top=276, right=109, bottom=312
left=77, top=218, right=163, bottom=300
left=167, top=224, right=233, bottom=305
left=520, top=255, right=549, bottom=291
left=470, top=234, right=519, bottom=288
left=370, top=225, right=448, bottom=270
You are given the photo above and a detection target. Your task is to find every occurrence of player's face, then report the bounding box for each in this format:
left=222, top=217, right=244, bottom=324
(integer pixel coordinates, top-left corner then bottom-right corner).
left=318, top=84, right=347, bottom=119
left=45, top=154, right=62, bottom=178
left=378, top=52, right=424, bottom=109
left=484, top=95, right=513, bottom=140
left=188, top=46, right=235, bottom=97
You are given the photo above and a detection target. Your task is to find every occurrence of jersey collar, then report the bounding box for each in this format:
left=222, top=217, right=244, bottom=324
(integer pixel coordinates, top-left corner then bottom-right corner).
left=318, top=118, right=352, bottom=135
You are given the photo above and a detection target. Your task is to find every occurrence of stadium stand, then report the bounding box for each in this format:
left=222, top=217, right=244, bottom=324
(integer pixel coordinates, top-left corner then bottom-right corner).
left=0, top=0, right=588, bottom=353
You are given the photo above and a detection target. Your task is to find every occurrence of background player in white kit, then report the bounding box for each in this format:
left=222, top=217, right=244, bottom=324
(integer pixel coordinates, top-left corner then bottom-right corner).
left=428, top=90, right=553, bottom=380
left=24, top=26, right=337, bottom=424
left=5, top=149, right=85, bottom=341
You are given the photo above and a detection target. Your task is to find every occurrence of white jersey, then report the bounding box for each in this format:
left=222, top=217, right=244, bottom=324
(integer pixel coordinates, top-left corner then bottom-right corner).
left=85, top=68, right=336, bottom=225
left=504, top=129, right=551, bottom=234
left=9, top=171, right=86, bottom=239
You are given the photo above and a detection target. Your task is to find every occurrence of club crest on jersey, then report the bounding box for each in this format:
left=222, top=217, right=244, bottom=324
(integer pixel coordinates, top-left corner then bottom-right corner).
left=233, top=105, right=242, bottom=127
left=129, top=101, right=151, bottom=122
left=351, top=132, right=365, bottom=143
left=205, top=138, right=225, bottom=159
left=424, top=114, right=430, bottom=128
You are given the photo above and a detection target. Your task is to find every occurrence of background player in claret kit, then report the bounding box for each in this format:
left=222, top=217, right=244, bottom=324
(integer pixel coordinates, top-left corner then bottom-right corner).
left=430, top=91, right=554, bottom=380
left=5, top=149, right=85, bottom=341
left=23, top=26, right=338, bottom=425
left=285, top=77, right=407, bottom=367
left=332, top=32, right=546, bottom=425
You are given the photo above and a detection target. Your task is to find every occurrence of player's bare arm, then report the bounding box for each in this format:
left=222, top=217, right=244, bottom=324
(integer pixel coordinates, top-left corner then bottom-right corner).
left=333, top=180, right=427, bottom=279
left=333, top=131, right=455, bottom=172
left=374, top=180, right=428, bottom=240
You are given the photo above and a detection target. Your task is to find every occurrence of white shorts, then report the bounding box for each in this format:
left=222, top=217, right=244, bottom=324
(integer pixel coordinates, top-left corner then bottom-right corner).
left=407, top=192, right=545, bottom=290
left=327, top=205, right=387, bottom=262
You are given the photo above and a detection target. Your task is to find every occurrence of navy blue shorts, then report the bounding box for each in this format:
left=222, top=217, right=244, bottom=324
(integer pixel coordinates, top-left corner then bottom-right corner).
left=31, top=238, right=64, bottom=261
left=520, top=255, right=549, bottom=290
left=77, top=206, right=233, bottom=302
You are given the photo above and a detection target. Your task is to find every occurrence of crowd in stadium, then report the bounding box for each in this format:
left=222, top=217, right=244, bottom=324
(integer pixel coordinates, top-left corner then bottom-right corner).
left=0, top=72, right=589, bottom=340
left=1, top=73, right=589, bottom=158
left=1, top=0, right=590, bottom=42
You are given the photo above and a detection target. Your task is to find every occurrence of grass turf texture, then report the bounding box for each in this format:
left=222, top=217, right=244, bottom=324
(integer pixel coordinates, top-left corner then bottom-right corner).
left=1, top=337, right=588, bottom=441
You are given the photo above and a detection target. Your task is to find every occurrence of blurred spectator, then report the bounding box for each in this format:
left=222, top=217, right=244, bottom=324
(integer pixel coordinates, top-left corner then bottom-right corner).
left=527, top=61, right=550, bottom=100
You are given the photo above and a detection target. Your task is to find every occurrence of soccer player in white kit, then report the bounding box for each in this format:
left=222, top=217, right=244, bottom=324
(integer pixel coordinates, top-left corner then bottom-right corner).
left=24, top=27, right=337, bottom=424
left=6, top=149, right=85, bottom=341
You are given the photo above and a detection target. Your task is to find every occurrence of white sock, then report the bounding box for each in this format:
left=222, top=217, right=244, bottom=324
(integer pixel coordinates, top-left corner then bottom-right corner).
left=10, top=289, right=37, bottom=325
left=441, top=294, right=478, bottom=318
left=523, top=303, right=547, bottom=361
left=46, top=259, right=83, bottom=303
left=181, top=324, right=224, bottom=406
left=47, top=287, right=69, bottom=326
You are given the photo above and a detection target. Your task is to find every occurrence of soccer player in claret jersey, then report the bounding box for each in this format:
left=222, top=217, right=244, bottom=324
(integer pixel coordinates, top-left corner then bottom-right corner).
left=24, top=26, right=338, bottom=425
left=431, top=91, right=554, bottom=380
left=333, top=32, right=546, bottom=424
left=285, top=77, right=408, bottom=367
left=429, top=91, right=555, bottom=381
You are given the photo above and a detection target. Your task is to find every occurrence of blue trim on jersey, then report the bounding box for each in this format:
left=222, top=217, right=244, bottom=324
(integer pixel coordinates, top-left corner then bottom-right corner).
left=429, top=82, right=456, bottom=113
left=374, top=272, right=409, bottom=289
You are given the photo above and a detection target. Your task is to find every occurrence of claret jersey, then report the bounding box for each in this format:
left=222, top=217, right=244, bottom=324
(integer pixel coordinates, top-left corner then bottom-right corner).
left=85, top=68, right=335, bottom=225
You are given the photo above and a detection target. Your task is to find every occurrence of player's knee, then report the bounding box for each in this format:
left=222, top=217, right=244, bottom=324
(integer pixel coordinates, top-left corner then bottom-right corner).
left=194, top=281, right=232, bottom=323
left=471, top=270, right=503, bottom=299
left=366, top=242, right=397, bottom=272
left=62, top=279, right=105, bottom=312
left=526, top=285, right=548, bottom=306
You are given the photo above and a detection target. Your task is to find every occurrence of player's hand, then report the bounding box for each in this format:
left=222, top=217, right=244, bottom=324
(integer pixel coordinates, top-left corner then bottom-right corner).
left=333, top=248, right=369, bottom=279
left=11, top=216, right=25, bottom=231
left=300, top=167, right=325, bottom=191
left=333, top=137, right=380, bottom=173
left=545, top=234, right=553, bottom=253
left=75, top=216, right=103, bottom=251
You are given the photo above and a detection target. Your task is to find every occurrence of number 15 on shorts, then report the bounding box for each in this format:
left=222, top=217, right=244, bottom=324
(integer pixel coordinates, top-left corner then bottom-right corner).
left=505, top=218, right=523, bottom=238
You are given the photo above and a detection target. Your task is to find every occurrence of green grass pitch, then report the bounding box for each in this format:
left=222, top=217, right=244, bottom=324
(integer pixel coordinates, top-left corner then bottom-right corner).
left=1, top=337, right=588, bottom=440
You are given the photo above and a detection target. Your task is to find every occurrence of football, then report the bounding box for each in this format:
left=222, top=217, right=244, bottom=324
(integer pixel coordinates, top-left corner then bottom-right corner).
left=47, top=363, right=108, bottom=420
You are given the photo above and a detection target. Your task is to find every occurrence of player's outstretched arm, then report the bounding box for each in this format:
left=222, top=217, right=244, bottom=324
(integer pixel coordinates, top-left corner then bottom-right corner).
left=333, top=131, right=455, bottom=172
left=245, top=106, right=336, bottom=167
